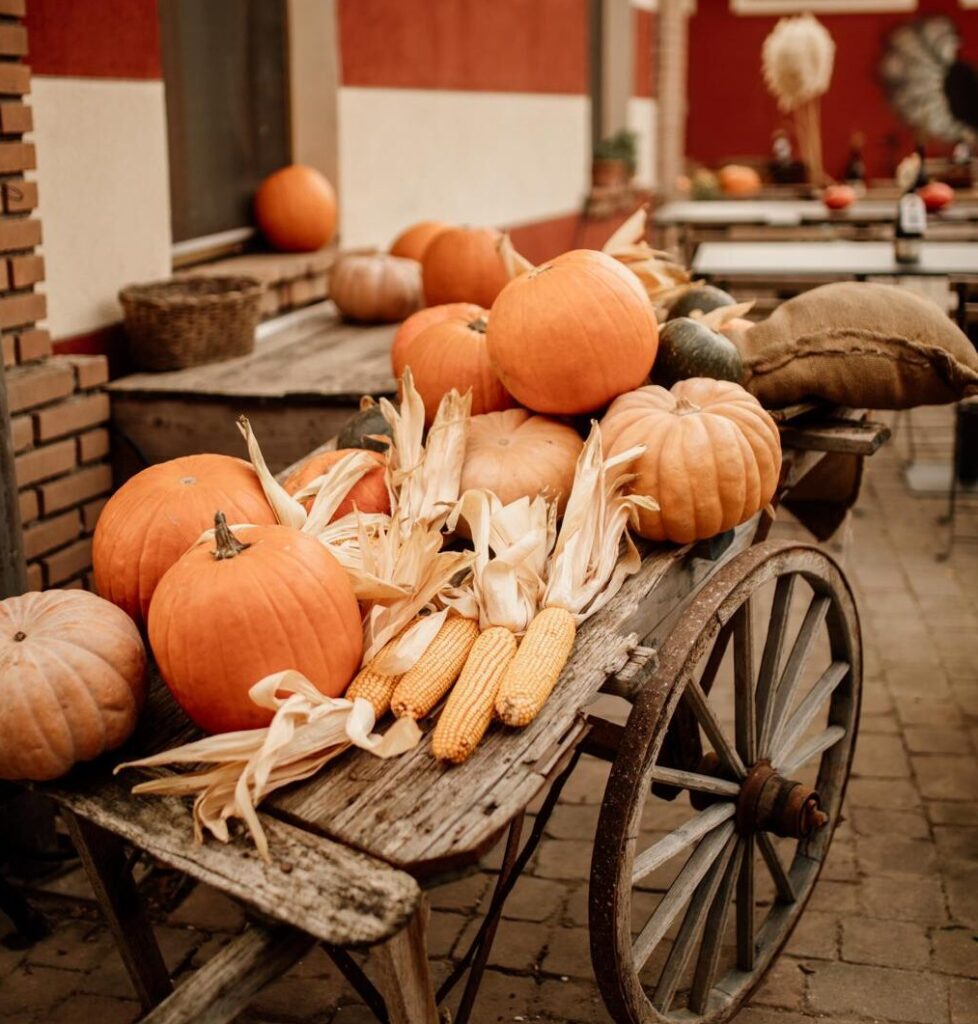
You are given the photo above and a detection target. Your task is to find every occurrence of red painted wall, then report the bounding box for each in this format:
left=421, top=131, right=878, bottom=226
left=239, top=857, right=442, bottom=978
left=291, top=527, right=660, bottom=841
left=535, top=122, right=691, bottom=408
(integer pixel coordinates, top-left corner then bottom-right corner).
left=687, top=0, right=978, bottom=180
left=338, top=0, right=588, bottom=94
left=25, top=0, right=161, bottom=79
left=634, top=7, right=655, bottom=98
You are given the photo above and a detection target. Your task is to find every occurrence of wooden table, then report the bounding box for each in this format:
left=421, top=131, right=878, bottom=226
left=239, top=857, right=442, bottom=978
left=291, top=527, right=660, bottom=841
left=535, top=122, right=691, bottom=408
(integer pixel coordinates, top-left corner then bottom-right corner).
left=107, top=305, right=397, bottom=475
left=41, top=408, right=891, bottom=1024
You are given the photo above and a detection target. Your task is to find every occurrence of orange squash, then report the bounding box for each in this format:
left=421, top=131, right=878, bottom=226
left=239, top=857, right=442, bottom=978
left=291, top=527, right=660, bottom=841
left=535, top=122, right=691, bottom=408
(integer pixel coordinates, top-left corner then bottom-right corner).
left=403, top=310, right=515, bottom=424
left=422, top=226, right=510, bottom=308
left=718, top=164, right=762, bottom=197
left=486, top=249, right=659, bottom=415
left=149, top=514, right=363, bottom=733
left=390, top=220, right=451, bottom=262
left=0, top=590, right=147, bottom=781
left=254, top=165, right=337, bottom=252
left=330, top=253, right=423, bottom=323
left=93, top=455, right=277, bottom=630
left=392, top=302, right=484, bottom=378
left=600, top=379, right=782, bottom=543
left=283, top=448, right=390, bottom=517
left=460, top=409, right=583, bottom=516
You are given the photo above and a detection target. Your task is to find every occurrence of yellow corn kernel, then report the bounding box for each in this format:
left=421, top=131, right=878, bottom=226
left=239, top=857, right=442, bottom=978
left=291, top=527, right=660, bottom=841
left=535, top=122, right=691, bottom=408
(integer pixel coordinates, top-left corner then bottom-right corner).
left=432, top=627, right=517, bottom=764
left=495, top=606, right=576, bottom=727
left=391, top=616, right=480, bottom=720
left=346, top=644, right=402, bottom=718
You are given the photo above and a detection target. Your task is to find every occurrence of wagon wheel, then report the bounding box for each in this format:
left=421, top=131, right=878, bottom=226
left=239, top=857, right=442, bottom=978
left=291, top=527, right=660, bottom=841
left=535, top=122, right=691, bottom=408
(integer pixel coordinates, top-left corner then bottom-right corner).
left=590, top=540, right=861, bottom=1024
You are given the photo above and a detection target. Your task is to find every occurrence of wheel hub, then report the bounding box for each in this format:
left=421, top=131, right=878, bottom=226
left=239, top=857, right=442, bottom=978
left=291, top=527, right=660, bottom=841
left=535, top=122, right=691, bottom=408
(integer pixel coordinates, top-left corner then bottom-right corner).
left=690, top=752, right=828, bottom=839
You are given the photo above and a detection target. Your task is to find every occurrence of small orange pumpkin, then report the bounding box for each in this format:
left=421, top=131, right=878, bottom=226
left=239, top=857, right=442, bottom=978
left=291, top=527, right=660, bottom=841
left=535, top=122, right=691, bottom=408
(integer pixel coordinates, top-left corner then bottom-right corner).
left=0, top=590, right=147, bottom=781
left=600, top=379, right=782, bottom=543
left=403, top=310, right=515, bottom=424
left=486, top=249, right=659, bottom=415
left=460, top=409, right=583, bottom=516
left=254, top=165, right=337, bottom=252
left=390, top=220, right=451, bottom=262
left=391, top=302, right=484, bottom=378
left=283, top=448, right=390, bottom=517
left=149, top=514, right=363, bottom=733
left=330, top=253, right=423, bottom=324
left=422, top=226, right=510, bottom=308
left=718, top=164, right=762, bottom=197
left=93, top=455, right=277, bottom=629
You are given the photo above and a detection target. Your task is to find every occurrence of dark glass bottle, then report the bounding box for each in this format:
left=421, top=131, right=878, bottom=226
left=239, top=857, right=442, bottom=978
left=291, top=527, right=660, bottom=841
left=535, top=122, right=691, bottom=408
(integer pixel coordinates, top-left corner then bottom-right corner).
left=895, top=173, right=926, bottom=264
left=843, top=132, right=866, bottom=184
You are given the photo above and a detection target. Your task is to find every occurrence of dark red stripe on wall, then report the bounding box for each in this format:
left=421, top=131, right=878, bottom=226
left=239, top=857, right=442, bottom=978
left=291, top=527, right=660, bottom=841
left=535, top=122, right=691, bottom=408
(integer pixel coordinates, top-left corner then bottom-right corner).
left=686, top=0, right=978, bottom=181
left=338, top=0, right=588, bottom=94
left=505, top=209, right=632, bottom=265
left=54, top=323, right=132, bottom=380
left=25, top=0, right=161, bottom=79
left=633, top=7, right=654, bottom=99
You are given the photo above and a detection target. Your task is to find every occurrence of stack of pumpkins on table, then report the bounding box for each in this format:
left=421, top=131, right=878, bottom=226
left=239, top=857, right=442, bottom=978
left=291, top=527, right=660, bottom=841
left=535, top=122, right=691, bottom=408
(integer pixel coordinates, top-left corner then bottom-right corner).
left=0, top=216, right=785, bottom=786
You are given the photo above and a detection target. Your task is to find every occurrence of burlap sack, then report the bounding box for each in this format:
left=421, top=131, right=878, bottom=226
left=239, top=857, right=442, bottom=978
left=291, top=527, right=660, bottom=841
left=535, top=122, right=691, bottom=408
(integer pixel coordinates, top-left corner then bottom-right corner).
left=736, top=282, right=978, bottom=410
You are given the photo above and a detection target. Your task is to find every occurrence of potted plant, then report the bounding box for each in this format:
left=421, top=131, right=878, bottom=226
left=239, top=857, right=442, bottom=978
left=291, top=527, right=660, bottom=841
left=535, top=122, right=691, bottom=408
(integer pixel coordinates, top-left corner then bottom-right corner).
left=592, top=129, right=638, bottom=188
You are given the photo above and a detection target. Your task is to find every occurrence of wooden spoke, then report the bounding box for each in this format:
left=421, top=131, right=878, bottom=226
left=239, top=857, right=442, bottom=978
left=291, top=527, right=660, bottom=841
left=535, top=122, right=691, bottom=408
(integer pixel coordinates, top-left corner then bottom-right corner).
left=652, top=833, right=738, bottom=1012
left=777, top=725, right=847, bottom=777
left=632, top=803, right=736, bottom=886
left=757, top=832, right=796, bottom=904
left=689, top=840, right=744, bottom=1015
left=682, top=679, right=748, bottom=780
left=762, top=595, right=831, bottom=757
left=698, top=619, right=733, bottom=696
left=755, top=574, right=797, bottom=752
left=733, top=600, right=757, bottom=765
left=736, top=834, right=756, bottom=971
left=770, top=661, right=849, bottom=768
left=633, top=822, right=735, bottom=971
left=649, top=766, right=740, bottom=799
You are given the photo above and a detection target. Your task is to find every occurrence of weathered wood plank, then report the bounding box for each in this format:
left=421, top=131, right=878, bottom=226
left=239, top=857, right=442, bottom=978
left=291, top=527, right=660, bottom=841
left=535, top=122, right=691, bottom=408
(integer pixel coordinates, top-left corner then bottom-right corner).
left=140, top=924, right=314, bottom=1024
left=372, top=896, right=439, bottom=1024
left=779, top=418, right=890, bottom=456
left=47, top=775, right=420, bottom=948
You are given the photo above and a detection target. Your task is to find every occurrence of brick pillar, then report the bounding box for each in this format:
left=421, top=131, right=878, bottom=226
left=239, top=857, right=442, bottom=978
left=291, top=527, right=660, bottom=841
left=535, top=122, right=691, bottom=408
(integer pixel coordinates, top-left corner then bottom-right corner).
left=1, top=0, right=111, bottom=592
left=655, top=0, right=689, bottom=202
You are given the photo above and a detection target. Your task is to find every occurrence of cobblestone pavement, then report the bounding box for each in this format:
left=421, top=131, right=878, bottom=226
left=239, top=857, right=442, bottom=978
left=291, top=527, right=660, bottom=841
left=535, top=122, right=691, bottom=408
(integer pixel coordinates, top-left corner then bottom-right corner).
left=2, top=406, right=977, bottom=1024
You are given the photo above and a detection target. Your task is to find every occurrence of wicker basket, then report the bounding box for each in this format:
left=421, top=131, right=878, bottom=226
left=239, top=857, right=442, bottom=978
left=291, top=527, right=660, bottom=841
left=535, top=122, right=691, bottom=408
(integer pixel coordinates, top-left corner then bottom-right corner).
left=119, top=276, right=263, bottom=371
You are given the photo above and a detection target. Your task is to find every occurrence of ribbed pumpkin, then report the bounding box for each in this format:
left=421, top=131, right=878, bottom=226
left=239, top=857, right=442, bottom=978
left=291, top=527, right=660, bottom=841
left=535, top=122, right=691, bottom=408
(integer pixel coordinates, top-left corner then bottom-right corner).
left=330, top=253, right=423, bottom=324
left=601, top=379, right=782, bottom=543
left=254, top=165, right=337, bottom=252
left=0, top=590, right=147, bottom=781
left=93, top=455, right=277, bottom=630
left=283, top=448, right=390, bottom=516
left=403, top=310, right=515, bottom=424
left=460, top=409, right=583, bottom=516
left=718, top=164, right=762, bottom=197
left=486, top=249, right=659, bottom=415
left=422, top=227, right=510, bottom=308
left=392, top=302, right=484, bottom=378
left=149, top=514, right=362, bottom=733
left=390, top=220, right=451, bottom=262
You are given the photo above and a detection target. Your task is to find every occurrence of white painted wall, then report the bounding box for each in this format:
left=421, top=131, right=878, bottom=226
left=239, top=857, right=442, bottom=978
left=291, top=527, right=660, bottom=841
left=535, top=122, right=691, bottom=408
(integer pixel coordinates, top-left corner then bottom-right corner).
left=31, top=77, right=172, bottom=338
left=628, top=96, right=657, bottom=188
left=337, top=87, right=590, bottom=249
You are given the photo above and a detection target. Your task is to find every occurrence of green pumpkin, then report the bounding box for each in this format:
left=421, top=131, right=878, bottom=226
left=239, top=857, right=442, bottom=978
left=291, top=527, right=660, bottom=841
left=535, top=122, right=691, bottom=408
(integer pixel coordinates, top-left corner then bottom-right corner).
left=667, top=285, right=736, bottom=321
left=651, top=318, right=744, bottom=389
left=336, top=401, right=393, bottom=453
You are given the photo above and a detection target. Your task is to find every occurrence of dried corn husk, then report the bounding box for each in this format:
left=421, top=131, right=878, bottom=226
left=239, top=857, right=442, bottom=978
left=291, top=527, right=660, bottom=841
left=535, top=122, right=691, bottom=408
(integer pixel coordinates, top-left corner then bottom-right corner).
left=543, top=424, right=658, bottom=622
left=497, top=233, right=535, bottom=281
left=693, top=300, right=756, bottom=331
left=117, top=673, right=421, bottom=860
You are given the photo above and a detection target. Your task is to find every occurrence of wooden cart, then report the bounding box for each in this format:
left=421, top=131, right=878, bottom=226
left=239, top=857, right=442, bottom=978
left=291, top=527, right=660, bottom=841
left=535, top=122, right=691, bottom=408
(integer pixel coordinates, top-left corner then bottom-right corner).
left=41, top=405, right=889, bottom=1024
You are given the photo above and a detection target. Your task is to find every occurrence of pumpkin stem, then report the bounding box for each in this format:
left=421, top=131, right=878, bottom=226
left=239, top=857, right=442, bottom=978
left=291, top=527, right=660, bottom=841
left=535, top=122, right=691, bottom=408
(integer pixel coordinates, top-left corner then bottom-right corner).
left=12, top=631, right=26, bottom=642
left=212, top=511, right=251, bottom=560
left=467, top=316, right=488, bottom=334
left=673, top=396, right=700, bottom=415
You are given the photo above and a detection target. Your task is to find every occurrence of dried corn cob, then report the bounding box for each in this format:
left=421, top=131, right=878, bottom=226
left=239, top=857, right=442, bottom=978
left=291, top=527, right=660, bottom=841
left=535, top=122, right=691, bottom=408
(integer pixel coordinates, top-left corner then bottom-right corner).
left=346, top=643, right=402, bottom=718
left=391, top=615, right=479, bottom=720
left=432, top=627, right=517, bottom=764
left=495, top=606, right=576, bottom=727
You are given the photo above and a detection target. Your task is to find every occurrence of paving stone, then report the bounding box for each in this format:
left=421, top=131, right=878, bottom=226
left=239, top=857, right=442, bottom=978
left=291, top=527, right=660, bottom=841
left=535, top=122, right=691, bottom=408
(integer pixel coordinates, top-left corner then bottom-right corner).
left=752, top=956, right=808, bottom=1010
left=847, top=777, right=922, bottom=809
left=807, top=960, right=949, bottom=1023
left=854, top=834, right=938, bottom=875
left=563, top=885, right=588, bottom=928
left=429, top=910, right=470, bottom=959
left=928, top=802, right=978, bottom=826
left=850, top=806, right=931, bottom=839
left=54, top=993, right=140, bottom=1024
left=934, top=826, right=978, bottom=862
left=534, top=976, right=608, bottom=1022
left=946, top=862, right=978, bottom=929
left=913, top=756, right=978, bottom=801
left=842, top=916, right=930, bottom=969
left=808, top=879, right=860, bottom=915
left=784, top=911, right=839, bottom=960
left=486, top=917, right=547, bottom=972
left=950, top=978, right=978, bottom=1024
left=894, top=696, right=963, bottom=728
left=467, top=968, right=545, bottom=1022
left=932, top=927, right=978, bottom=978
left=905, top=726, right=973, bottom=754
left=544, top=802, right=600, bottom=840
left=428, top=871, right=489, bottom=913
left=250, top=970, right=343, bottom=1020
left=540, top=925, right=592, bottom=980
left=852, top=733, right=911, bottom=778
left=502, top=876, right=567, bottom=923
left=533, top=839, right=593, bottom=881
left=167, top=883, right=246, bottom=932
left=859, top=875, right=949, bottom=924
left=77, top=926, right=202, bottom=998
left=0, top=963, right=81, bottom=1015
left=25, top=920, right=110, bottom=972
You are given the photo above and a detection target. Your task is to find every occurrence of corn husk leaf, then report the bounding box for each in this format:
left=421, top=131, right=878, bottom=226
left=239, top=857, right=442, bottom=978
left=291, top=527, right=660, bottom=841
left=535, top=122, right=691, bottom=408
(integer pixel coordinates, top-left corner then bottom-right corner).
left=498, top=233, right=535, bottom=280
left=117, top=673, right=421, bottom=860
left=543, top=424, right=658, bottom=623
left=693, top=300, right=756, bottom=331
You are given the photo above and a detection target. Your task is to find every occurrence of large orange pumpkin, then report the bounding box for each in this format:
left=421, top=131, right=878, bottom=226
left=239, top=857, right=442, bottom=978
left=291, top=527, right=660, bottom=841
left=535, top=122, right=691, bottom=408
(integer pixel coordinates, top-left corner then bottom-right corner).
left=391, top=302, right=484, bottom=378
left=149, top=515, right=362, bottom=733
left=390, top=220, right=451, bottom=262
left=403, top=310, right=515, bottom=424
left=486, top=249, right=659, bottom=415
left=254, top=165, right=337, bottom=252
left=421, top=227, right=510, bottom=308
left=600, top=379, right=782, bottom=543
left=460, top=409, right=583, bottom=516
left=283, top=448, right=390, bottom=517
left=93, top=455, right=277, bottom=629
left=0, top=590, right=147, bottom=781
